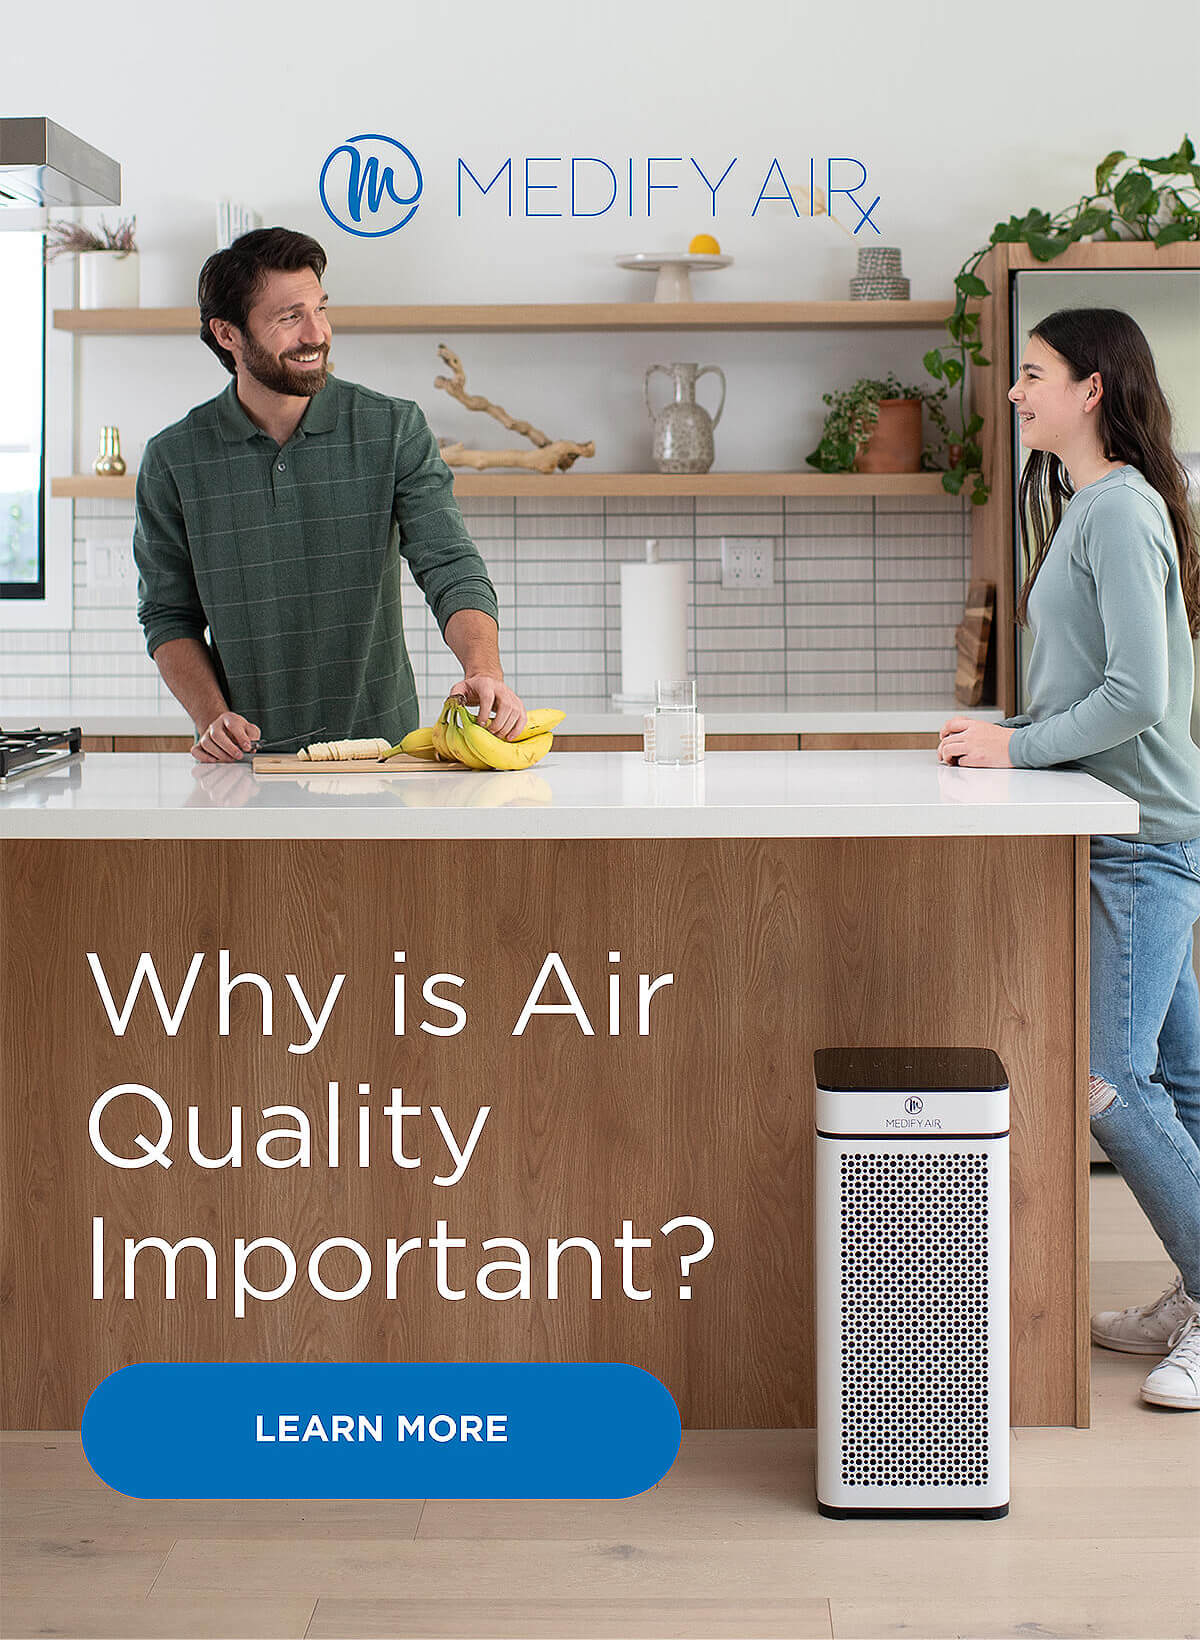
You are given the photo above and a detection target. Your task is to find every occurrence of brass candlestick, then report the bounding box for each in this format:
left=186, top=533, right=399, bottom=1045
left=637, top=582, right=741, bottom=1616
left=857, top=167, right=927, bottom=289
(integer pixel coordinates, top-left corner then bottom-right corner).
left=93, top=426, right=127, bottom=477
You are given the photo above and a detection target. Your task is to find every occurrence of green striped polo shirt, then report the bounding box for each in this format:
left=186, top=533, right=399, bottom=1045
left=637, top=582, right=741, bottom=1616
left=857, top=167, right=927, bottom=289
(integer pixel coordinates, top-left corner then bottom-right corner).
left=133, top=373, right=498, bottom=746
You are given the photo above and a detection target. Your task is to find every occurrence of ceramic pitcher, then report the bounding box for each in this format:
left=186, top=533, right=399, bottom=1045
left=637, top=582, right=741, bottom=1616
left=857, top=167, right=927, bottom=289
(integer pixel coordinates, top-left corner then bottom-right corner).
left=644, top=363, right=726, bottom=474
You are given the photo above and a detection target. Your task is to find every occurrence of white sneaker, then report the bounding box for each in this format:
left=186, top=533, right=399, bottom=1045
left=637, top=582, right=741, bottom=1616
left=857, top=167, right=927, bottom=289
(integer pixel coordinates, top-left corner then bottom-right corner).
left=1141, top=1315, right=1200, bottom=1410
left=1091, top=1273, right=1200, bottom=1354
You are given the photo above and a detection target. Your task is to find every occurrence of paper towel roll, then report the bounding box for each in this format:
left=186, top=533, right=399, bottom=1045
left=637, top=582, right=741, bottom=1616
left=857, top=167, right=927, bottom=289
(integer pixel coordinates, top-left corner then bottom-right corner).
left=618, top=559, right=689, bottom=702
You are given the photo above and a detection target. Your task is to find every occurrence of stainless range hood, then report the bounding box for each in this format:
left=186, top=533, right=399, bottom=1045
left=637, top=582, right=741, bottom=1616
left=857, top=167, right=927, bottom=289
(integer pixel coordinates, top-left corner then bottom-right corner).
left=0, top=118, right=121, bottom=208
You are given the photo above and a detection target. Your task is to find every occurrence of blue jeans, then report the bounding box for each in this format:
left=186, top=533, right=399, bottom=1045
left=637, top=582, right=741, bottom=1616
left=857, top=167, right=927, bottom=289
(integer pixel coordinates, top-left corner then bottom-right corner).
left=1089, top=834, right=1200, bottom=1301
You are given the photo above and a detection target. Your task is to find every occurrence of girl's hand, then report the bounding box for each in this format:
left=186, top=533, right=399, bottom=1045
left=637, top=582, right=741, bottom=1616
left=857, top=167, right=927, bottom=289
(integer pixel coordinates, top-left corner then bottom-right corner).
left=938, top=718, right=1015, bottom=768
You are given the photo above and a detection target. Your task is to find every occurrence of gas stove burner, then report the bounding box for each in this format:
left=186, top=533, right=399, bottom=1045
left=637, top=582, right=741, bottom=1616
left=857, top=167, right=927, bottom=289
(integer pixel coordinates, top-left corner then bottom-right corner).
left=0, top=726, right=84, bottom=781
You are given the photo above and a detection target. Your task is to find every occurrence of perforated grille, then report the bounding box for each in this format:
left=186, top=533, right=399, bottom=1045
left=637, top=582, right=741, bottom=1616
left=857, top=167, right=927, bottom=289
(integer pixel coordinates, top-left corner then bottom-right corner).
left=839, top=1150, right=991, bottom=1488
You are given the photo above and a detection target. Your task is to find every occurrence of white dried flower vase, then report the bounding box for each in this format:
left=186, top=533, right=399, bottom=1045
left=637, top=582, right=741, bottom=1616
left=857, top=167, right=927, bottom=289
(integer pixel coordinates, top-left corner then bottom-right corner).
left=78, top=251, right=140, bottom=310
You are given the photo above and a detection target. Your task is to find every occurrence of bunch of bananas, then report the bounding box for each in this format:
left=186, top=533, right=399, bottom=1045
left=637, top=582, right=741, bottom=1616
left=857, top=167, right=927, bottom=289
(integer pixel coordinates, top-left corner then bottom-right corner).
left=388, top=699, right=564, bottom=771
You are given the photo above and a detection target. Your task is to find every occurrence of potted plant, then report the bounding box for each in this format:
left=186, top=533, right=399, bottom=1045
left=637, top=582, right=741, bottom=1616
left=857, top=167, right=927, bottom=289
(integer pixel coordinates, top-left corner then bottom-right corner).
left=806, top=372, right=951, bottom=475
left=45, top=217, right=139, bottom=310
left=926, top=133, right=1199, bottom=504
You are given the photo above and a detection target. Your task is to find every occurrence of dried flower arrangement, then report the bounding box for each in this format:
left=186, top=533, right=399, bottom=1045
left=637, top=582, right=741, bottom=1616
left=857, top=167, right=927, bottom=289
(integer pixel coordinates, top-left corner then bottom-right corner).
left=44, top=217, right=137, bottom=261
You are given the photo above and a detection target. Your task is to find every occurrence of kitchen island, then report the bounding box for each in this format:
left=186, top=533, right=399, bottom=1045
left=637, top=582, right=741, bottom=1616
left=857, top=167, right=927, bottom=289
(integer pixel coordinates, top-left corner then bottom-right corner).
left=1, top=751, right=1137, bottom=1429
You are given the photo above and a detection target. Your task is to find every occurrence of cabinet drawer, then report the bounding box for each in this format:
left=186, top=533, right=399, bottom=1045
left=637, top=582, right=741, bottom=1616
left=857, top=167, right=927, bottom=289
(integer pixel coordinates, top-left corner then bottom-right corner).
left=113, top=736, right=194, bottom=753
left=800, top=732, right=940, bottom=751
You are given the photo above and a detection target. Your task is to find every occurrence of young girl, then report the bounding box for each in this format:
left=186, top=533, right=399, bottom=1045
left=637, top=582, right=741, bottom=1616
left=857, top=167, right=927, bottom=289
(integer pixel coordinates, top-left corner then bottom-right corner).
left=939, top=306, right=1200, bottom=1412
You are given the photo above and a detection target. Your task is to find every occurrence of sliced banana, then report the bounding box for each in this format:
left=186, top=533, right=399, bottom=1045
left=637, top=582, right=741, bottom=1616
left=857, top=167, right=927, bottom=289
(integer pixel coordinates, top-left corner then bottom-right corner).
left=296, top=738, right=391, bottom=762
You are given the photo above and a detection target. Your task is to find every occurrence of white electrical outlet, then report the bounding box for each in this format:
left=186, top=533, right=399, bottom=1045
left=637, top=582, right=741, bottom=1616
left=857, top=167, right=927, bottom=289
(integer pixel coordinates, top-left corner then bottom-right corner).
left=721, top=537, right=775, bottom=590
left=85, top=536, right=138, bottom=591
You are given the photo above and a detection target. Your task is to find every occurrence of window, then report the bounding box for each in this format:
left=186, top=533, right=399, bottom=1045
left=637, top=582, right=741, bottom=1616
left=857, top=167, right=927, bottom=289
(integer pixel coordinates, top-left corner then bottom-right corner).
left=0, top=231, right=46, bottom=598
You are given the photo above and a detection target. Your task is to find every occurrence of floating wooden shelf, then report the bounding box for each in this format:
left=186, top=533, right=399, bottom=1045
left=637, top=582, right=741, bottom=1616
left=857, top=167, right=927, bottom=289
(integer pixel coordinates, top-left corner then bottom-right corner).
left=449, top=471, right=955, bottom=497
left=52, top=471, right=956, bottom=501
left=54, top=299, right=956, bottom=334
left=53, top=475, right=139, bottom=498
left=55, top=301, right=961, bottom=504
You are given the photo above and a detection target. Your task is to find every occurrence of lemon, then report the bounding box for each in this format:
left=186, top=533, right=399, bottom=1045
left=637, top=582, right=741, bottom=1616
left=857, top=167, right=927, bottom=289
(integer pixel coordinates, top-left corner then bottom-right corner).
left=688, top=233, right=721, bottom=255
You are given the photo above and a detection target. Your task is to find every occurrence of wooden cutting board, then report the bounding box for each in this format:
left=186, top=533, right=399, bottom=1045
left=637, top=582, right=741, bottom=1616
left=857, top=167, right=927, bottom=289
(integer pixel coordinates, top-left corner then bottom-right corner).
left=253, top=753, right=457, bottom=774
left=955, top=579, right=995, bottom=706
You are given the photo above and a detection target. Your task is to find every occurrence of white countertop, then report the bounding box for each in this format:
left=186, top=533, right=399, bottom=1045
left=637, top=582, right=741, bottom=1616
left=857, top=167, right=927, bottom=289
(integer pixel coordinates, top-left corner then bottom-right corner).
left=0, top=698, right=1004, bottom=738
left=0, top=750, right=1138, bottom=840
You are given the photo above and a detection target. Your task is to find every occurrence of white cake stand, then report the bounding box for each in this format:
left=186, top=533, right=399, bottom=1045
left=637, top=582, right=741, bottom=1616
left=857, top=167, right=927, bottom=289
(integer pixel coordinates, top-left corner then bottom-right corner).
left=615, top=252, right=733, bottom=303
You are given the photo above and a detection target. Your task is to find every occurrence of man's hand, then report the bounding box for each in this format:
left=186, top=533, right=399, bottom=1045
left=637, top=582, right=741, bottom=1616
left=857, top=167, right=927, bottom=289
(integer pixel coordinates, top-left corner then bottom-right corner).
left=448, top=676, right=527, bottom=740
left=938, top=717, right=1015, bottom=768
left=193, top=711, right=261, bottom=763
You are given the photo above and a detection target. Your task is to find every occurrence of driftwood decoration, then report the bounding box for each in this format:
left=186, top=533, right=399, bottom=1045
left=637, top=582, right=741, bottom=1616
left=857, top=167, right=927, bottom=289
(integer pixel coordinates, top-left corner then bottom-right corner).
left=433, top=344, right=596, bottom=472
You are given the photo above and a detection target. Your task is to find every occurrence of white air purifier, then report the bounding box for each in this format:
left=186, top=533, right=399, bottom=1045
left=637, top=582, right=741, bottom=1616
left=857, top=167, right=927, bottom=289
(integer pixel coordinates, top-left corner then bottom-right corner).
left=814, top=1047, right=1010, bottom=1520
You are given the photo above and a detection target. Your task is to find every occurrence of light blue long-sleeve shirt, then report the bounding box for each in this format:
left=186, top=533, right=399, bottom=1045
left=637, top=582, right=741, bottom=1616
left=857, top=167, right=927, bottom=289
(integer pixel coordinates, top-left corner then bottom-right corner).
left=1003, top=464, right=1200, bottom=843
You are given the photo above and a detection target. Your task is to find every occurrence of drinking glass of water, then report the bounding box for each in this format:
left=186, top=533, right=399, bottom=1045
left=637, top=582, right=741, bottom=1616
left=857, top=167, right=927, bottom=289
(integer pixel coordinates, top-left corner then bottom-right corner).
left=648, top=679, right=702, bottom=765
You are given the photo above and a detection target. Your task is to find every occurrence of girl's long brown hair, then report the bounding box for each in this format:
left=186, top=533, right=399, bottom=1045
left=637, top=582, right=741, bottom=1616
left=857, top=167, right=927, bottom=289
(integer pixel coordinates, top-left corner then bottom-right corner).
left=1015, top=306, right=1199, bottom=636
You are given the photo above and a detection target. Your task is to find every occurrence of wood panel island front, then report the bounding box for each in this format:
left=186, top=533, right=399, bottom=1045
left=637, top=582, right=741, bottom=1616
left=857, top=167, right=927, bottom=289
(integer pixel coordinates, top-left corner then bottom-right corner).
left=0, top=750, right=1137, bottom=1431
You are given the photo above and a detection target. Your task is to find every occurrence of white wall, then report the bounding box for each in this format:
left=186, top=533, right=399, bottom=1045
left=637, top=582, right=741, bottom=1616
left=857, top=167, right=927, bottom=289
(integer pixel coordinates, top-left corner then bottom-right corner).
left=7, top=0, right=1200, bottom=473
left=9, top=0, right=1198, bottom=303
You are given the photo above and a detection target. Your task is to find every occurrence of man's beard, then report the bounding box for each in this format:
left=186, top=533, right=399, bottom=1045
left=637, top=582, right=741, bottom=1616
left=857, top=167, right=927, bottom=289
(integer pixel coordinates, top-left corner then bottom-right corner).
left=241, top=328, right=329, bottom=397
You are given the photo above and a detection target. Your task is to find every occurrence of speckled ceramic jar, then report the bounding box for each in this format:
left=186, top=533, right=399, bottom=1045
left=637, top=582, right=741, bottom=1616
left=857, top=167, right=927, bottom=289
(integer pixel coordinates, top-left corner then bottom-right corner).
left=644, top=362, right=727, bottom=474
left=849, top=246, right=909, bottom=300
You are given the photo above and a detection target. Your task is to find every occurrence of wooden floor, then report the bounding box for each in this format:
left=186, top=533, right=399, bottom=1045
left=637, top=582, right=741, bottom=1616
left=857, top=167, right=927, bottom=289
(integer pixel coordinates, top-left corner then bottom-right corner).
left=2, top=1167, right=1196, bottom=1640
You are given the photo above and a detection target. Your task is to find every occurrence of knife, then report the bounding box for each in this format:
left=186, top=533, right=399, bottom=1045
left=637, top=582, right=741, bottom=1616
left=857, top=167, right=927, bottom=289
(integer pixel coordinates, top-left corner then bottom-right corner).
left=241, top=725, right=330, bottom=760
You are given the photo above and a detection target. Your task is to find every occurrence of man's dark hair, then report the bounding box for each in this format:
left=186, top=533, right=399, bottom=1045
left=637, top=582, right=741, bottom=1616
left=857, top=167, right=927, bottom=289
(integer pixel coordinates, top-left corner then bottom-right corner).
left=197, top=227, right=328, bottom=375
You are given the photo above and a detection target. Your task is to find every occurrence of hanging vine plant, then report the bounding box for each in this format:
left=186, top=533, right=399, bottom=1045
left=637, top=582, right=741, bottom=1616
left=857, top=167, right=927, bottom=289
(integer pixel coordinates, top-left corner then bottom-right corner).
left=925, top=134, right=1200, bottom=505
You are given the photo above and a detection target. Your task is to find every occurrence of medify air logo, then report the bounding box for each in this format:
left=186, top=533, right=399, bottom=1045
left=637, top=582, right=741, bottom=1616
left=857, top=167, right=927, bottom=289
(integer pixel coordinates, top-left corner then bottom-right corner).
left=319, top=135, right=424, bottom=237
left=318, top=140, right=881, bottom=236
left=887, top=1095, right=942, bottom=1131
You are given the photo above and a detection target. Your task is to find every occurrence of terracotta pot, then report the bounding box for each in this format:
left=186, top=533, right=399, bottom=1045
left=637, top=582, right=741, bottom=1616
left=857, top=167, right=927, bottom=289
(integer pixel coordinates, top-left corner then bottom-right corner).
left=853, top=397, right=923, bottom=473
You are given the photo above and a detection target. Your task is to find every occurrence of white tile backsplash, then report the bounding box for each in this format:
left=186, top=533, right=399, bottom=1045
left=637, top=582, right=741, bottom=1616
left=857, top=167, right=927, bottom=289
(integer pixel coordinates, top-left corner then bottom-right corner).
left=457, top=494, right=517, bottom=513
left=786, top=557, right=875, bottom=582
left=3, top=652, right=70, bottom=676
left=694, top=511, right=783, bottom=537
left=784, top=495, right=873, bottom=515
left=784, top=579, right=876, bottom=605
left=785, top=600, right=878, bottom=626
left=602, top=517, right=694, bottom=540
left=0, top=631, right=69, bottom=654
left=787, top=625, right=876, bottom=650
left=1, top=494, right=971, bottom=711
left=874, top=514, right=965, bottom=536
left=701, top=627, right=786, bottom=652
left=697, top=494, right=782, bottom=515
left=604, top=495, right=692, bottom=516
left=517, top=515, right=606, bottom=540
left=509, top=495, right=606, bottom=517
left=875, top=578, right=965, bottom=604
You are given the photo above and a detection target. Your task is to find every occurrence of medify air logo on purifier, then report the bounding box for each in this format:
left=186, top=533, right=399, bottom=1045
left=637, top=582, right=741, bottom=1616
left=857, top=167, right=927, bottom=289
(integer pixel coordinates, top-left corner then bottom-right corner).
left=887, top=1098, right=944, bottom=1130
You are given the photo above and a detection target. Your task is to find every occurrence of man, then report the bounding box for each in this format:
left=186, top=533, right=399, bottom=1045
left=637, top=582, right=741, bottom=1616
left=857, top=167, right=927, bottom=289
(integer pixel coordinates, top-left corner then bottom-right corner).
left=133, top=226, right=525, bottom=762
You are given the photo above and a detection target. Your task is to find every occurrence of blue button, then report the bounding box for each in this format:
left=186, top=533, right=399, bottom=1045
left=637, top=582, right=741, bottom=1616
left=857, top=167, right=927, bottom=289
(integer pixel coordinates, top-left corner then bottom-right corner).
left=82, top=1363, right=680, bottom=1499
